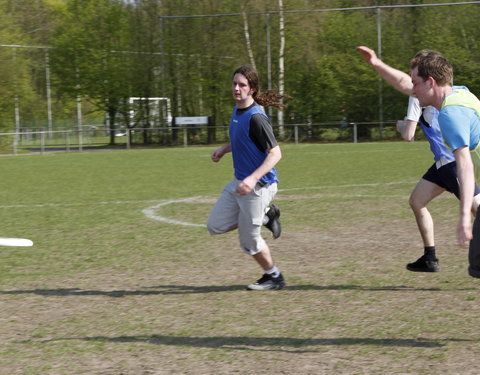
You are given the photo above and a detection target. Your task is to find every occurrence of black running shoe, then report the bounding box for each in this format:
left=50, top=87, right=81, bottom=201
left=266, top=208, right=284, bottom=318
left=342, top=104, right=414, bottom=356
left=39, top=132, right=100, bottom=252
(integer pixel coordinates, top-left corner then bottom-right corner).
left=246, top=273, right=286, bottom=290
left=264, top=204, right=281, bottom=239
left=406, top=255, right=439, bottom=272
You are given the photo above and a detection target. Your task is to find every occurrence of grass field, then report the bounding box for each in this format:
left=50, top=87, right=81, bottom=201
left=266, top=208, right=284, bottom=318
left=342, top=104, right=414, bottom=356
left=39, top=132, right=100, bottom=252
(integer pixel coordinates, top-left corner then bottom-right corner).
left=1, top=142, right=479, bottom=375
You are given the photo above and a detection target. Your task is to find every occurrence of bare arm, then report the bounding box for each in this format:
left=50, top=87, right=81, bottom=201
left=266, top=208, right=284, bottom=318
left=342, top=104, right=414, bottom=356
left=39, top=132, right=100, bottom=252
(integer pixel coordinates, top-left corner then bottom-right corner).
left=454, top=146, right=475, bottom=247
left=356, top=46, right=414, bottom=96
left=236, top=145, right=282, bottom=195
left=396, top=119, right=417, bottom=141
left=211, top=144, right=232, bottom=162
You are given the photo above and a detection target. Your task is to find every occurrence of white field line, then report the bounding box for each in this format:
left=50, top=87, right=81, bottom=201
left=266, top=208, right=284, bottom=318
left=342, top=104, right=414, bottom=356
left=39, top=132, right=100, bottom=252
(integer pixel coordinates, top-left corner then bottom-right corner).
left=0, top=181, right=418, bottom=228
left=142, top=197, right=209, bottom=228
left=0, top=199, right=165, bottom=209
left=277, top=181, right=416, bottom=192
left=141, top=181, right=417, bottom=228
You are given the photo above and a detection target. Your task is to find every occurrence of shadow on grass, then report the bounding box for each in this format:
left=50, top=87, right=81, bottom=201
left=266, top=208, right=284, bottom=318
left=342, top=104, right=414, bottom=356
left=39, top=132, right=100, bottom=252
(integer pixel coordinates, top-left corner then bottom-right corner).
left=0, top=284, right=476, bottom=297
left=0, top=285, right=244, bottom=297
left=31, top=334, right=457, bottom=351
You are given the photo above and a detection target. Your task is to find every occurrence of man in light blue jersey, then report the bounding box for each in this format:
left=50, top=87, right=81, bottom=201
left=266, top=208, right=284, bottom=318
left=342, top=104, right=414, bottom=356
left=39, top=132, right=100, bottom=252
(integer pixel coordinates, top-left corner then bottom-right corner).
left=410, top=51, right=480, bottom=278
left=357, top=46, right=480, bottom=274
left=207, top=65, right=287, bottom=290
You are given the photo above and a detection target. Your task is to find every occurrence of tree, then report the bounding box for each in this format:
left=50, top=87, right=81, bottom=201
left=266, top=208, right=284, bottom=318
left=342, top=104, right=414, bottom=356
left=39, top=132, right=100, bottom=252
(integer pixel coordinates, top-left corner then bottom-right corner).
left=2, top=0, right=480, bottom=145
left=0, top=0, right=40, bottom=133
left=50, top=0, right=134, bottom=144
left=239, top=0, right=256, bottom=70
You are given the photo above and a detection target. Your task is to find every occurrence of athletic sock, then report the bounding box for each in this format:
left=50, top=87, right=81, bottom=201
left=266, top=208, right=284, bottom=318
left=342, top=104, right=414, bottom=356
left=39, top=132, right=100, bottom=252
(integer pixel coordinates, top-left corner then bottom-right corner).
left=265, top=266, right=280, bottom=278
left=263, top=215, right=270, bottom=225
left=424, top=246, right=436, bottom=260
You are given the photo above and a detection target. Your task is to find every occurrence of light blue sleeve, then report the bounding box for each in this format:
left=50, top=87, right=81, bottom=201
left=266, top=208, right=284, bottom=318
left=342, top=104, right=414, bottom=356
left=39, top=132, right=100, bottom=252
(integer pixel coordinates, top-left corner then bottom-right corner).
left=438, top=106, right=474, bottom=151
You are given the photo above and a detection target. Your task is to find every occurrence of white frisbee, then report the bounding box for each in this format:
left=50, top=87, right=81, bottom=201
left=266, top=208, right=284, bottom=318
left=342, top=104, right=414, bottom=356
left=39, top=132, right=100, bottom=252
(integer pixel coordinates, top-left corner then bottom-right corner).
left=0, top=238, right=34, bottom=247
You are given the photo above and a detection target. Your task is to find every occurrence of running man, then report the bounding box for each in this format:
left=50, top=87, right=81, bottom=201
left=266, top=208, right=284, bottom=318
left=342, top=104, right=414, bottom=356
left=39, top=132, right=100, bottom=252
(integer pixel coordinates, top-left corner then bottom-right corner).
left=207, top=65, right=286, bottom=290
left=409, top=50, right=480, bottom=278
left=357, top=46, right=480, bottom=272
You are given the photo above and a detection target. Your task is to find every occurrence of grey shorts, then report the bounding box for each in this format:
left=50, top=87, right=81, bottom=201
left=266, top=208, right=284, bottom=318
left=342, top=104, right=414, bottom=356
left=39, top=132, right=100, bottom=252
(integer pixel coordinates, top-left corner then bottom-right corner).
left=207, top=179, right=278, bottom=255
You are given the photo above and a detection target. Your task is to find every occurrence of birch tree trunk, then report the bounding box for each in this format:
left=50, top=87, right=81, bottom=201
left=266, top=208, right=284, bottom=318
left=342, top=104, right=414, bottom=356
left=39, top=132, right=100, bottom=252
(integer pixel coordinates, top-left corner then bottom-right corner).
left=240, top=1, right=256, bottom=70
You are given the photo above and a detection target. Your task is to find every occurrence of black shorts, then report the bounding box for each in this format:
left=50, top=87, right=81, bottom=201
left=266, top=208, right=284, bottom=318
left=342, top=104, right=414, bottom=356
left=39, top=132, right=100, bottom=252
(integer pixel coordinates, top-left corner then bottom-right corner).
left=422, top=161, right=480, bottom=199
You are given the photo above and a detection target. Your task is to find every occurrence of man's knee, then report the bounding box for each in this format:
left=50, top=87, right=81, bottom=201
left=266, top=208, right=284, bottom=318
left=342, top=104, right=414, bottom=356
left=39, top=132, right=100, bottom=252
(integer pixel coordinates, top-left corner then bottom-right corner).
left=207, top=218, right=237, bottom=235
left=207, top=217, right=223, bottom=235
left=409, top=194, right=422, bottom=210
left=240, top=235, right=265, bottom=256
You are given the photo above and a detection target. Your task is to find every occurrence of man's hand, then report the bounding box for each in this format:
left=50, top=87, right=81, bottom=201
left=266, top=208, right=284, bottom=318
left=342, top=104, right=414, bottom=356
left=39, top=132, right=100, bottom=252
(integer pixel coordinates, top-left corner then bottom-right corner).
left=211, top=148, right=224, bottom=163
left=236, top=175, right=258, bottom=195
left=355, top=45, right=414, bottom=96
left=356, top=46, right=379, bottom=66
left=211, top=144, right=231, bottom=163
left=457, top=214, right=473, bottom=248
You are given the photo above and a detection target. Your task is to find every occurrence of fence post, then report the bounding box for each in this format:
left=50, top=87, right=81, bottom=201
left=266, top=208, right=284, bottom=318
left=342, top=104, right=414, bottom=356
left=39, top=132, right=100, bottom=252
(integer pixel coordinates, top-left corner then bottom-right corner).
left=78, top=128, right=83, bottom=152
left=66, top=130, right=70, bottom=152
left=13, top=132, right=18, bottom=155
left=41, top=131, right=46, bottom=154
left=352, top=123, right=357, bottom=143
left=294, top=124, right=298, bottom=144
left=126, top=128, right=131, bottom=150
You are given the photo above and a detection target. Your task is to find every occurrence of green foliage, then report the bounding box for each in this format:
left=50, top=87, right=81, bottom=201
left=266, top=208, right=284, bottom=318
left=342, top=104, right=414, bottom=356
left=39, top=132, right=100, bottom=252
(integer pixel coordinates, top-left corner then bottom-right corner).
left=0, top=0, right=40, bottom=131
left=1, top=1, right=480, bottom=138
left=50, top=0, right=133, bottom=100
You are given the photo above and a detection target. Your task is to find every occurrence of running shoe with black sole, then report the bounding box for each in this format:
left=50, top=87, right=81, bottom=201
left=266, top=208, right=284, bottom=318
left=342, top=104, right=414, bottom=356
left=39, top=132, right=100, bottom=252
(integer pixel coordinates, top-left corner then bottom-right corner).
left=246, top=273, right=286, bottom=290
left=406, top=255, right=439, bottom=272
left=264, top=204, right=281, bottom=239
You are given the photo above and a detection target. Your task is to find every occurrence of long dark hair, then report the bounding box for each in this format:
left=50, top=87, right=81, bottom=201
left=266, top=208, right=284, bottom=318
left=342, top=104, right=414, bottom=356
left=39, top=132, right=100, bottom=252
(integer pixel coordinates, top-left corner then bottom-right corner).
left=233, top=65, right=290, bottom=109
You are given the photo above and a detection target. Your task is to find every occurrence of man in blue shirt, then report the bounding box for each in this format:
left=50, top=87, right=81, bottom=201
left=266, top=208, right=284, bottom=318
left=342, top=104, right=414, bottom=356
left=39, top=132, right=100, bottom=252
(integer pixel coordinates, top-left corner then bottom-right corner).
left=207, top=65, right=286, bottom=290
left=400, top=96, right=480, bottom=271
left=357, top=46, right=480, bottom=274
left=410, top=51, right=480, bottom=277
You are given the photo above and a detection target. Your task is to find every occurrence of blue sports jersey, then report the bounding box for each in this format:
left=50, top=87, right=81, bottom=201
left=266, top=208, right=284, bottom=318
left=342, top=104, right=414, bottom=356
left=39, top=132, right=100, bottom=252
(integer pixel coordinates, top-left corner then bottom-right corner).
left=439, top=87, right=480, bottom=152
left=419, top=114, right=455, bottom=162
left=407, top=94, right=454, bottom=162
left=439, top=87, right=480, bottom=182
left=229, top=104, right=279, bottom=185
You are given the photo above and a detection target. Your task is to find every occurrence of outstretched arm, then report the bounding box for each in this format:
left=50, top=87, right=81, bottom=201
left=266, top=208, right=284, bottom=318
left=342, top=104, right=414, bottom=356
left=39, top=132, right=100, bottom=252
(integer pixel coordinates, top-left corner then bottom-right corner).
left=356, top=46, right=414, bottom=96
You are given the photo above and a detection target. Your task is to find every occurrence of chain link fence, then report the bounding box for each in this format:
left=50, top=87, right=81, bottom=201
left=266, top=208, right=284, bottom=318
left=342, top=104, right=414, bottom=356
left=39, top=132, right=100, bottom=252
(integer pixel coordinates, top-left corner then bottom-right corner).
left=0, top=120, right=411, bottom=155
